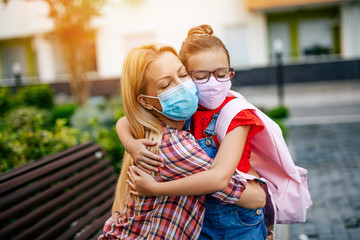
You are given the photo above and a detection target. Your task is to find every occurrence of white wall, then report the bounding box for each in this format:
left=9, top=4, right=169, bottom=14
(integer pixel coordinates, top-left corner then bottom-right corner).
left=0, top=0, right=52, bottom=39
left=245, top=12, right=268, bottom=67
left=96, top=0, right=268, bottom=78
left=33, top=35, right=56, bottom=83
left=341, top=1, right=360, bottom=59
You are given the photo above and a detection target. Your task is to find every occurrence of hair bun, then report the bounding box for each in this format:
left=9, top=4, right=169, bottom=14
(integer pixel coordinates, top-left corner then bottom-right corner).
left=187, top=24, right=214, bottom=38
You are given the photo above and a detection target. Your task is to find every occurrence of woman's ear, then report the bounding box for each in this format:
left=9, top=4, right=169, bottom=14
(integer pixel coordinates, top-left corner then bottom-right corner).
left=137, top=95, right=154, bottom=110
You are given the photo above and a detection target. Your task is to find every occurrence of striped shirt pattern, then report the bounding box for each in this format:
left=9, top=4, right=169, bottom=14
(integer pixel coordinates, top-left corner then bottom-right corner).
left=99, top=125, right=246, bottom=240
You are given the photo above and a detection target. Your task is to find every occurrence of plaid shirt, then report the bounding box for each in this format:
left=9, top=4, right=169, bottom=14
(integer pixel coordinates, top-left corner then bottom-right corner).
left=99, top=125, right=246, bottom=240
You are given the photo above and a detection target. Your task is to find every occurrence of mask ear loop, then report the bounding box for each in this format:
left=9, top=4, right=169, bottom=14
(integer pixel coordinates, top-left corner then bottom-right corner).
left=140, top=94, right=190, bottom=122
left=139, top=94, right=158, bottom=99
left=138, top=94, right=161, bottom=111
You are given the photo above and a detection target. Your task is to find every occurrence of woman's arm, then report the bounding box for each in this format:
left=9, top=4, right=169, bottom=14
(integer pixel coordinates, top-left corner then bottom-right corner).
left=129, top=125, right=249, bottom=195
left=116, top=117, right=163, bottom=172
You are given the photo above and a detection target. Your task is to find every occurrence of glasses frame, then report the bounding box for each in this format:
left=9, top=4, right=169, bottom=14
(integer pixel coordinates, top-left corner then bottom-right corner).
left=189, top=67, right=235, bottom=84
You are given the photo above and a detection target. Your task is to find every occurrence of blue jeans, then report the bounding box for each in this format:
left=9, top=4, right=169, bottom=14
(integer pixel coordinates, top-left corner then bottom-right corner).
left=199, top=196, right=268, bottom=240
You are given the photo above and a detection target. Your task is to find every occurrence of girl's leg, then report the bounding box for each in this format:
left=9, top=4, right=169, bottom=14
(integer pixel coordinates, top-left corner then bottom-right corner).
left=199, top=196, right=267, bottom=240
left=198, top=214, right=221, bottom=240
left=222, top=207, right=267, bottom=240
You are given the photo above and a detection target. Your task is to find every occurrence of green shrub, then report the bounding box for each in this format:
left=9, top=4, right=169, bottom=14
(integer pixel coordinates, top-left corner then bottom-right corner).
left=0, top=118, right=90, bottom=173
left=70, top=96, right=125, bottom=173
left=97, top=96, right=125, bottom=173
left=0, top=88, right=16, bottom=116
left=51, top=103, right=78, bottom=126
left=266, top=105, right=289, bottom=120
left=273, top=118, right=288, bottom=139
left=70, top=106, right=116, bottom=133
left=0, top=95, right=125, bottom=174
left=17, top=85, right=54, bottom=109
left=4, top=107, right=51, bottom=131
left=89, top=118, right=124, bottom=174
left=265, top=105, right=290, bottom=139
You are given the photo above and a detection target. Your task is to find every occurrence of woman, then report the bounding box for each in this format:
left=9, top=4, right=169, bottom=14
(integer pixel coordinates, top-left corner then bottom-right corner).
left=99, top=43, right=265, bottom=239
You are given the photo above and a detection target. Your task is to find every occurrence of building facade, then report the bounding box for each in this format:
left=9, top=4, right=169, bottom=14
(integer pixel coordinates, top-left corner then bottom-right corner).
left=247, top=0, right=360, bottom=63
left=0, top=0, right=359, bottom=87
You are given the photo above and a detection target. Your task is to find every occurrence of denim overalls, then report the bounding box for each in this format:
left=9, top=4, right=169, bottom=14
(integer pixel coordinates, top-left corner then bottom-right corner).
left=184, top=112, right=268, bottom=240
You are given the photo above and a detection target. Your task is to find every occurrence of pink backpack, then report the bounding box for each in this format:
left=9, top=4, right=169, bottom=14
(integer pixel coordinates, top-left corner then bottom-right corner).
left=215, top=91, right=312, bottom=226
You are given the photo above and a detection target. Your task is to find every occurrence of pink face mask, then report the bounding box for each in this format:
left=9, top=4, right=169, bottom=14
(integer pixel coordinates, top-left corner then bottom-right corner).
left=195, top=76, right=232, bottom=110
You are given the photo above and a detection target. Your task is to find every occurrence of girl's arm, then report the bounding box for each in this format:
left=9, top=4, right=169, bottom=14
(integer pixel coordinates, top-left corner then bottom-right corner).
left=129, top=125, right=249, bottom=195
left=128, top=124, right=266, bottom=209
left=116, top=117, right=163, bottom=172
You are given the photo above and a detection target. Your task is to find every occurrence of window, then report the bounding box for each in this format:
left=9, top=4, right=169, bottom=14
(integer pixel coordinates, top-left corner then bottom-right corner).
left=269, top=22, right=291, bottom=61
left=299, top=18, right=333, bottom=56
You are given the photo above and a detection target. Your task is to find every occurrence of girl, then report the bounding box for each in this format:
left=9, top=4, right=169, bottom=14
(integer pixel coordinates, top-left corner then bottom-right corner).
left=119, top=25, right=269, bottom=240
left=99, top=43, right=266, bottom=240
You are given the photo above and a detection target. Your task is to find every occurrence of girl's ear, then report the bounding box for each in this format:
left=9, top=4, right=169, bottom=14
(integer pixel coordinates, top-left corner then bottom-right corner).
left=137, top=95, right=154, bottom=110
left=230, top=71, right=235, bottom=79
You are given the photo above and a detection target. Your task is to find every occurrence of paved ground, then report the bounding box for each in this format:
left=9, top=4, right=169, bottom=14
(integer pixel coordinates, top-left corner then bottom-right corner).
left=236, top=80, right=360, bottom=110
left=233, top=80, right=360, bottom=240
left=287, top=122, right=360, bottom=240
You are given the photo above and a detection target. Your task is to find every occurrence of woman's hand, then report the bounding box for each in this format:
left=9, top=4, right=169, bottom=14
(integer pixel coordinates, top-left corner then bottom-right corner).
left=127, top=165, right=158, bottom=196
left=126, top=138, right=164, bottom=173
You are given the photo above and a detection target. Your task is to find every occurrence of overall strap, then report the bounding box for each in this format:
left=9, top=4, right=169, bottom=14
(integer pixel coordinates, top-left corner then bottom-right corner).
left=203, top=109, right=222, bottom=136
left=183, top=118, right=191, bottom=131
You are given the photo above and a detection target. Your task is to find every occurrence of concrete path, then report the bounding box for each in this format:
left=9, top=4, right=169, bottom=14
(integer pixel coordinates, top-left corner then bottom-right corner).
left=234, top=80, right=360, bottom=109
left=233, top=80, right=360, bottom=240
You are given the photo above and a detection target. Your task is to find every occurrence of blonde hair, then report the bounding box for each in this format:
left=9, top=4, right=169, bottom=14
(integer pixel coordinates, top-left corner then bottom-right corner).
left=112, top=43, right=180, bottom=215
left=179, top=24, right=230, bottom=67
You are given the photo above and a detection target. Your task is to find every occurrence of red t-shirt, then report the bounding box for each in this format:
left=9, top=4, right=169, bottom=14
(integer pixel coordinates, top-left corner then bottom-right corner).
left=190, top=96, right=264, bottom=173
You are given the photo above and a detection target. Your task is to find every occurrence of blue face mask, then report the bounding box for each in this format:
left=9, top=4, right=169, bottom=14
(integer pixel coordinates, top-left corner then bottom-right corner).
left=141, top=79, right=199, bottom=121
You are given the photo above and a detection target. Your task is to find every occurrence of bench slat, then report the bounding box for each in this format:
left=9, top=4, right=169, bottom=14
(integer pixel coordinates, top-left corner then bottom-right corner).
left=0, top=159, right=111, bottom=225
left=0, top=144, right=101, bottom=195
left=0, top=142, right=117, bottom=239
left=11, top=175, right=116, bottom=240
left=55, top=198, right=112, bottom=240
left=77, top=210, right=114, bottom=240
left=0, top=152, right=105, bottom=212
left=0, top=166, right=115, bottom=239
left=38, top=187, right=114, bottom=240
left=0, top=141, right=94, bottom=183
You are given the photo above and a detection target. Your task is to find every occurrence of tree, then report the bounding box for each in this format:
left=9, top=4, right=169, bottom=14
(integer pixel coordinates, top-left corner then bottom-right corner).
left=46, top=0, right=106, bottom=106
left=2, top=0, right=105, bottom=105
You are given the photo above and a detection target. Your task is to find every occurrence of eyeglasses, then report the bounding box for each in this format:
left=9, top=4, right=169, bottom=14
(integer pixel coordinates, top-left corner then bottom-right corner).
left=189, top=68, right=234, bottom=84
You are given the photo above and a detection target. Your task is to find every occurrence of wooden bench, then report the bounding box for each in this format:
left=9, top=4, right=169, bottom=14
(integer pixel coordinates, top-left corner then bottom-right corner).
left=0, top=141, right=117, bottom=240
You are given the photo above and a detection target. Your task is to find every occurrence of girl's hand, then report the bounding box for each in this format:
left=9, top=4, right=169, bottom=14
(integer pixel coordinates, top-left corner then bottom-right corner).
left=266, top=225, right=274, bottom=240
left=126, top=138, right=164, bottom=173
left=127, top=165, right=158, bottom=196
left=235, top=179, right=266, bottom=209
